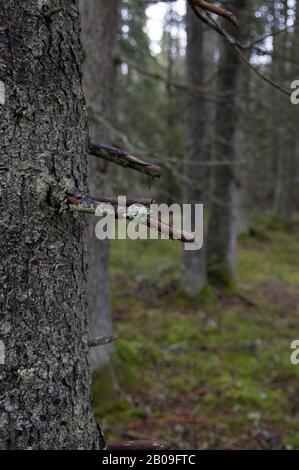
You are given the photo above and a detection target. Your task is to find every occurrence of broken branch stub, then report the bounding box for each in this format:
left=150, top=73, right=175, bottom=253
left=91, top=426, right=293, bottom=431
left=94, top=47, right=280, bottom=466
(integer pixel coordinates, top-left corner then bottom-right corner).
left=88, top=335, right=120, bottom=348
left=88, top=140, right=161, bottom=178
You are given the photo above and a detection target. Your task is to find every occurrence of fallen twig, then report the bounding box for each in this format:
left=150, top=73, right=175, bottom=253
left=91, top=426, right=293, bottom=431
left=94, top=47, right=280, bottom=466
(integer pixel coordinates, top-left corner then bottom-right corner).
left=108, top=440, right=172, bottom=451
left=232, top=291, right=261, bottom=311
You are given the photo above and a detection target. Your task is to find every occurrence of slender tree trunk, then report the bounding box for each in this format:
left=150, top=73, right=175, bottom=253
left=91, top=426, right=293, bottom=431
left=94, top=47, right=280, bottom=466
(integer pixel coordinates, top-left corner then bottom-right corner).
left=289, top=0, right=299, bottom=217
left=181, top=2, right=206, bottom=296
left=163, top=5, right=182, bottom=203
left=80, top=0, right=120, bottom=369
left=207, top=1, right=247, bottom=286
left=273, top=0, right=298, bottom=223
left=235, top=5, right=252, bottom=235
left=272, top=0, right=293, bottom=223
left=0, top=0, right=103, bottom=449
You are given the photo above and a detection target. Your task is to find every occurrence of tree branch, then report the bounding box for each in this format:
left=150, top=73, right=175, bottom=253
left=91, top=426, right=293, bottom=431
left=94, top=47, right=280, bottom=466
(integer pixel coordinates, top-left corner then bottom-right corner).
left=93, top=196, right=155, bottom=206
left=88, top=335, right=120, bottom=348
left=192, top=0, right=240, bottom=28
left=188, top=1, right=291, bottom=97
left=89, top=140, right=161, bottom=178
left=67, top=189, right=196, bottom=244
left=108, top=440, right=172, bottom=450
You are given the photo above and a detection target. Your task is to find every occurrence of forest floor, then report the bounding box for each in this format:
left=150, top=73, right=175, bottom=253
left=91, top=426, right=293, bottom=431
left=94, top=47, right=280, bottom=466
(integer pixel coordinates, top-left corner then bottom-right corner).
left=92, top=218, right=299, bottom=450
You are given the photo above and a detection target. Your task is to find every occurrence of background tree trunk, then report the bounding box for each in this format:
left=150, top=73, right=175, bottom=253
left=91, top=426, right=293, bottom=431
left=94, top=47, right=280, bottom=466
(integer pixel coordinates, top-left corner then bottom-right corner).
left=80, top=0, right=120, bottom=369
left=0, top=0, right=102, bottom=449
left=235, top=4, right=252, bottom=235
left=272, top=0, right=292, bottom=223
left=272, top=0, right=297, bottom=223
left=207, top=1, right=247, bottom=286
left=181, top=1, right=206, bottom=297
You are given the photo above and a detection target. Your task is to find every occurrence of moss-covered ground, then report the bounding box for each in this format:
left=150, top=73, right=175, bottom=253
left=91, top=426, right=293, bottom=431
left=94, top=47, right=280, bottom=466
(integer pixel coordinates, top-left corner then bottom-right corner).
left=92, top=219, right=299, bottom=449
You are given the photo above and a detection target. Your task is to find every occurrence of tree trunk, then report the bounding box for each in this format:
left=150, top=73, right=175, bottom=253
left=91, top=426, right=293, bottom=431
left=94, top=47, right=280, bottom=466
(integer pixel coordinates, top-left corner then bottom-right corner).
left=0, top=0, right=103, bottom=449
left=80, top=0, right=120, bottom=369
left=181, top=2, right=206, bottom=297
left=273, top=0, right=298, bottom=223
left=272, top=0, right=293, bottom=223
left=207, top=1, right=247, bottom=286
left=235, top=4, right=252, bottom=235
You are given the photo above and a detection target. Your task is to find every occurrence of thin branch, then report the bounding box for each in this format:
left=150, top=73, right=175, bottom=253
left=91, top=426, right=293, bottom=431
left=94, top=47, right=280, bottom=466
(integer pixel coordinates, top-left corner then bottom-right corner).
left=67, top=189, right=196, bottom=244
left=89, top=140, right=161, bottom=178
left=115, top=56, right=218, bottom=102
left=94, top=196, right=155, bottom=206
left=117, top=56, right=280, bottom=119
left=89, top=335, right=120, bottom=348
left=174, top=159, right=246, bottom=167
left=192, top=0, right=240, bottom=28
left=243, top=23, right=299, bottom=50
left=140, top=0, right=296, bottom=51
left=138, top=0, right=239, bottom=27
left=108, top=440, right=172, bottom=450
left=188, top=1, right=291, bottom=97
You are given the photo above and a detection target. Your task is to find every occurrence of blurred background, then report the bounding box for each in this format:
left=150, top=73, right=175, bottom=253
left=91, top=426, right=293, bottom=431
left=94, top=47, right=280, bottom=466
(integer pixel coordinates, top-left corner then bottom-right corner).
left=80, top=0, right=299, bottom=450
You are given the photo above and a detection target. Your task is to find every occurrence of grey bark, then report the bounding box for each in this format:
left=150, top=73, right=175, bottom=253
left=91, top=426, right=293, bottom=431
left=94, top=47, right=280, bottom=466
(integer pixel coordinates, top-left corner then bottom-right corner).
left=0, top=0, right=103, bottom=449
left=207, top=1, right=247, bottom=286
left=272, top=0, right=292, bottom=223
left=181, top=2, right=206, bottom=297
left=273, top=0, right=297, bottom=223
left=235, top=6, right=252, bottom=235
left=80, top=0, right=120, bottom=369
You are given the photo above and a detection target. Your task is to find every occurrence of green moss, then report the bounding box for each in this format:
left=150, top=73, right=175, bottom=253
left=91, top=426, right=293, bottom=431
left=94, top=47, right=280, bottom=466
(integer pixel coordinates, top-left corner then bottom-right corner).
left=202, top=393, right=218, bottom=407
left=95, top=400, right=146, bottom=424
left=176, top=284, right=216, bottom=307
left=283, top=432, right=299, bottom=450
left=92, top=219, right=299, bottom=449
left=207, top=263, right=236, bottom=290
left=198, top=284, right=215, bottom=302
left=166, top=322, right=200, bottom=344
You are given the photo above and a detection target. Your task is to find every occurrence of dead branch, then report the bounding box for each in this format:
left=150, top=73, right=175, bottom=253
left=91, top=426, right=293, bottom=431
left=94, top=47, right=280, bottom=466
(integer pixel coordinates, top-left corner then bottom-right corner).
left=89, top=140, right=161, bottom=178
left=88, top=335, right=120, bottom=348
left=188, top=1, right=291, bottom=96
left=92, top=196, right=155, bottom=207
left=67, top=189, right=195, bottom=244
left=192, top=0, right=240, bottom=28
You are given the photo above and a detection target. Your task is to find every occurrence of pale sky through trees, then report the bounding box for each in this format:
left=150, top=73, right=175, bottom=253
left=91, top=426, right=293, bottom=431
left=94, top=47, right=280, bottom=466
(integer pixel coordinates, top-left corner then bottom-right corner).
left=146, top=0, right=296, bottom=57
left=146, top=0, right=186, bottom=54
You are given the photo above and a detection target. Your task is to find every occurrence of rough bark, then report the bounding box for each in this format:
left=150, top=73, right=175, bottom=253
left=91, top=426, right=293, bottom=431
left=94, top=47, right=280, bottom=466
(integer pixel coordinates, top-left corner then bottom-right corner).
left=207, top=1, right=247, bottom=286
left=0, top=0, right=103, bottom=449
left=80, top=0, right=120, bottom=369
left=181, top=2, right=206, bottom=297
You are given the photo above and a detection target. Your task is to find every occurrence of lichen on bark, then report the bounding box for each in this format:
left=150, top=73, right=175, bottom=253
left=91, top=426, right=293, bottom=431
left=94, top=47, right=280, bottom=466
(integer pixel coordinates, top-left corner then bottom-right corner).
left=0, top=0, right=103, bottom=450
